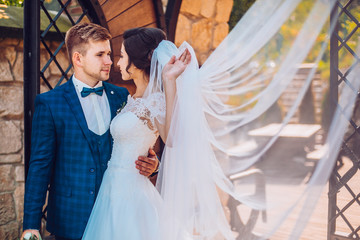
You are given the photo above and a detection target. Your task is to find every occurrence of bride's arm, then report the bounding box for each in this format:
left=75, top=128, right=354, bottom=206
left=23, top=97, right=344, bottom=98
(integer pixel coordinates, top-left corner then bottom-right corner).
left=155, top=49, right=191, bottom=143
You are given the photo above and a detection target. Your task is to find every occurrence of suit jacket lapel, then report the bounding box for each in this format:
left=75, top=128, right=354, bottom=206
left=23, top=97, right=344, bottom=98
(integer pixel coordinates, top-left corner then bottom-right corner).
left=103, top=82, right=117, bottom=120
left=63, top=77, right=95, bottom=154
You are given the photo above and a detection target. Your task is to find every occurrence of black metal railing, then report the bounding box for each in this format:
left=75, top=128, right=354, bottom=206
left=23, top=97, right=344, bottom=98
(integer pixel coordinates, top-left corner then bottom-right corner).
left=328, top=0, right=360, bottom=239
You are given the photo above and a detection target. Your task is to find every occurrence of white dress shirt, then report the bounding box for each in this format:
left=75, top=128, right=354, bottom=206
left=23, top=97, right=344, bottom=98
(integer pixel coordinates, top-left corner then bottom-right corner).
left=72, top=75, right=111, bottom=135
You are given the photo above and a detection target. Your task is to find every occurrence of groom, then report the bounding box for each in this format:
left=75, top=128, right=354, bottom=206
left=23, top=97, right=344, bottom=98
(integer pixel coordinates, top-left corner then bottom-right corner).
left=21, top=23, right=159, bottom=240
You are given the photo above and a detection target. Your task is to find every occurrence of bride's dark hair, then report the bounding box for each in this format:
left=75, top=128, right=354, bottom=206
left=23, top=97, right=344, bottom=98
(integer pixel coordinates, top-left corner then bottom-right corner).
left=123, top=27, right=167, bottom=76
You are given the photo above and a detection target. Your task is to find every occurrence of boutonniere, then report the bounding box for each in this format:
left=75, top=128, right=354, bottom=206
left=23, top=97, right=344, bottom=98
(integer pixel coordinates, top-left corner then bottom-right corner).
left=116, top=102, right=126, bottom=115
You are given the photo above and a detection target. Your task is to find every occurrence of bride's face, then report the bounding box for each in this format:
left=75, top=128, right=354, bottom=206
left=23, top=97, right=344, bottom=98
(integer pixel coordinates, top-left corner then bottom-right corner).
left=117, top=43, right=135, bottom=81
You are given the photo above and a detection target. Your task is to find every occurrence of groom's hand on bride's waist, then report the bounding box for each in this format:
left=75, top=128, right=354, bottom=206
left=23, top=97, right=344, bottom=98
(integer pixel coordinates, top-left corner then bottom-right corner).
left=135, top=149, right=159, bottom=177
left=21, top=229, right=41, bottom=240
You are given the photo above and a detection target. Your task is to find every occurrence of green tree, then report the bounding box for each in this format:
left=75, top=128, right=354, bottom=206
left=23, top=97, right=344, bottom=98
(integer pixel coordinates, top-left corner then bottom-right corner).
left=0, top=0, right=58, bottom=9
left=228, top=0, right=256, bottom=31
left=230, top=1, right=360, bottom=78
left=0, top=0, right=23, bottom=7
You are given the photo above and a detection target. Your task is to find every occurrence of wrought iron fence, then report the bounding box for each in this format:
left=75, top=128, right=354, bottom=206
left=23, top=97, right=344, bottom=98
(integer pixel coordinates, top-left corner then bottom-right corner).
left=328, top=0, right=360, bottom=239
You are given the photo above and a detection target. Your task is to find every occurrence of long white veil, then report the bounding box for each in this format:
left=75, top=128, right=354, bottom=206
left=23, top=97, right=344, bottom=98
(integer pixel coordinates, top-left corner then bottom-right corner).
left=143, top=0, right=360, bottom=239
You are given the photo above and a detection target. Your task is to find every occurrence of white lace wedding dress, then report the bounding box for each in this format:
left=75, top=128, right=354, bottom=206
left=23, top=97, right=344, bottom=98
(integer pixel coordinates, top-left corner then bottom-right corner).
left=82, top=94, right=164, bottom=240
left=80, top=1, right=359, bottom=238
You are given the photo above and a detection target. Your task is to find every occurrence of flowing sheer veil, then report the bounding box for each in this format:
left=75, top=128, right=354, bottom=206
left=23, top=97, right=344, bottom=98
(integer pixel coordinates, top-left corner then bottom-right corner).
left=143, top=0, right=360, bottom=239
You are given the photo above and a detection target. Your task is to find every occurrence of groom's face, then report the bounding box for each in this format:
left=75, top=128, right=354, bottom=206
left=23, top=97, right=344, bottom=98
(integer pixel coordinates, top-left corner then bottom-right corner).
left=80, top=40, right=113, bottom=83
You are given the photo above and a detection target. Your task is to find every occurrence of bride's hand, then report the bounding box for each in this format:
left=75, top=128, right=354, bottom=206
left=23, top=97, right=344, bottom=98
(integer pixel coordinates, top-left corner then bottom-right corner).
left=162, top=48, right=191, bottom=82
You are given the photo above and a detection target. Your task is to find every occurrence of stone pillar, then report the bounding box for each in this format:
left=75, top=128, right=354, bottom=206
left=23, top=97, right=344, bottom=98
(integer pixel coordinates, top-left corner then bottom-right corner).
left=0, top=34, right=71, bottom=239
left=175, top=0, right=233, bottom=65
left=0, top=37, right=25, bottom=239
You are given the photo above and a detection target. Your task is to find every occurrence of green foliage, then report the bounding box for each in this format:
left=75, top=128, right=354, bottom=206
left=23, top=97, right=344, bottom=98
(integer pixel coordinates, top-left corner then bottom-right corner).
left=228, top=0, right=256, bottom=31
left=0, top=4, right=72, bottom=32
left=229, top=0, right=360, bottom=81
left=43, top=0, right=62, bottom=11
left=0, top=0, right=58, bottom=9
left=0, top=0, right=23, bottom=7
left=226, top=0, right=360, bottom=119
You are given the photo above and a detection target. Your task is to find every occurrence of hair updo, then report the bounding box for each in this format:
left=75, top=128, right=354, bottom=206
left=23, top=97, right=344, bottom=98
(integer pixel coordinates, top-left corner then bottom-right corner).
left=123, top=27, right=167, bottom=76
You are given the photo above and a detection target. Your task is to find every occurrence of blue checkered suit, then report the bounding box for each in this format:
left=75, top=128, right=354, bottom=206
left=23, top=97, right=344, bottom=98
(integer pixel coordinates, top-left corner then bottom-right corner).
left=23, top=77, right=129, bottom=239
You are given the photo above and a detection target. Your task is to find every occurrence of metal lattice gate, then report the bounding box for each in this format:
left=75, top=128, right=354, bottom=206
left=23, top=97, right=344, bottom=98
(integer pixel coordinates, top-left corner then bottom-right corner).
left=24, top=0, right=100, bottom=178
left=328, top=0, right=360, bottom=239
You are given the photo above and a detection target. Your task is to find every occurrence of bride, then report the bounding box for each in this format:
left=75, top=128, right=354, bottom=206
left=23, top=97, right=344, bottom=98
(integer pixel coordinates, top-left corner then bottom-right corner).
left=82, top=27, right=191, bottom=240
left=84, top=0, right=359, bottom=239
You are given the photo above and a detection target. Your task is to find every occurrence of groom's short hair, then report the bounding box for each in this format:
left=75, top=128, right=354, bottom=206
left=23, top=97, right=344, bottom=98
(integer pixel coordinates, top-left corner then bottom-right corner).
left=65, top=22, right=112, bottom=65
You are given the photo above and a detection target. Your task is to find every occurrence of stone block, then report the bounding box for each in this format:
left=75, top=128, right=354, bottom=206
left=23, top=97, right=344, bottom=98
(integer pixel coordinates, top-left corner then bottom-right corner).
left=199, top=52, right=212, bottom=66
left=40, top=40, right=52, bottom=50
left=0, top=38, right=20, bottom=46
left=5, top=46, right=16, bottom=66
left=21, top=148, right=24, bottom=164
left=0, top=120, right=22, bottom=154
left=68, top=68, right=74, bottom=76
left=40, top=49, right=51, bottom=80
left=213, top=23, right=229, bottom=48
left=20, top=119, right=24, bottom=131
left=181, top=0, right=201, bottom=16
left=0, top=193, right=16, bottom=225
left=0, top=48, right=13, bottom=82
left=13, top=120, right=21, bottom=129
left=69, top=6, right=82, bottom=15
left=0, top=221, right=19, bottom=240
left=175, top=14, right=192, bottom=47
left=215, top=0, right=233, bottom=23
left=15, top=166, right=24, bottom=182
left=48, top=49, right=71, bottom=76
left=14, top=183, right=24, bottom=221
left=191, top=19, right=213, bottom=52
left=68, top=0, right=79, bottom=7
left=40, top=75, right=66, bottom=93
left=200, top=0, right=216, bottom=18
left=0, top=165, right=15, bottom=192
left=13, top=51, right=23, bottom=81
left=0, top=154, right=21, bottom=164
left=0, top=86, right=23, bottom=118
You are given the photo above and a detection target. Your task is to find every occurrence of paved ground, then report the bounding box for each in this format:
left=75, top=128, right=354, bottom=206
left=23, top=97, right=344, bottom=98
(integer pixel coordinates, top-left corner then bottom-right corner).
left=224, top=154, right=360, bottom=240
left=268, top=156, right=359, bottom=240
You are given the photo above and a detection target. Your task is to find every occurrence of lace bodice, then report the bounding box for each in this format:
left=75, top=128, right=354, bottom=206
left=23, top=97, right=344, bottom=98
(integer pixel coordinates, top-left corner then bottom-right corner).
left=108, top=94, right=165, bottom=170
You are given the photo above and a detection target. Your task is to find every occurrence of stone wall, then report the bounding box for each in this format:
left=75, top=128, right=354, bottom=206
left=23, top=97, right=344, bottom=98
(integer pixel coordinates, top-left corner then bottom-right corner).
left=175, top=0, right=233, bottom=65
left=0, top=37, right=25, bottom=240
left=0, top=36, right=70, bottom=239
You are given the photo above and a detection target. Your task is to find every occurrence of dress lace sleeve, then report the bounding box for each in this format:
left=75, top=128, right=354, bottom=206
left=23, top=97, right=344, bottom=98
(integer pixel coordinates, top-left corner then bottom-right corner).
left=120, top=93, right=165, bottom=132
left=144, top=92, right=166, bottom=126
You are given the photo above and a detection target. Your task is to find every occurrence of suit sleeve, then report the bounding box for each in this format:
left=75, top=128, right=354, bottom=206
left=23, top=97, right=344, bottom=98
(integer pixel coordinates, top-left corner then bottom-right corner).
left=23, top=95, right=56, bottom=230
